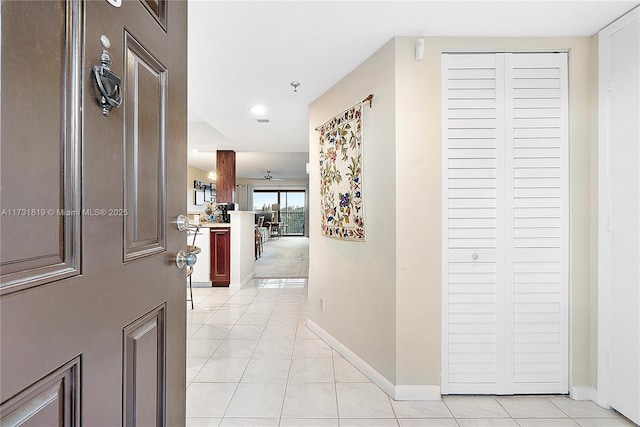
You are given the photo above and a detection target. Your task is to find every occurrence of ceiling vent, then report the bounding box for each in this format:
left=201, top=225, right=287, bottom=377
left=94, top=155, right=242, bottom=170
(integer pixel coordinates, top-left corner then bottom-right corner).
left=256, top=119, right=270, bottom=124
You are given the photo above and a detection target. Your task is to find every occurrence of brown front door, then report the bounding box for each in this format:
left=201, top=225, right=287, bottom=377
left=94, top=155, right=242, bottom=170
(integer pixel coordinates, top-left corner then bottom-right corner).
left=0, top=1, right=187, bottom=425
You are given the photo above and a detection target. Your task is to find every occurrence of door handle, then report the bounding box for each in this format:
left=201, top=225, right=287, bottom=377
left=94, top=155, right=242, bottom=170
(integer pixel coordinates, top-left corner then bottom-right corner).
left=175, top=249, right=197, bottom=269
left=175, top=214, right=189, bottom=231
left=92, top=49, right=122, bottom=116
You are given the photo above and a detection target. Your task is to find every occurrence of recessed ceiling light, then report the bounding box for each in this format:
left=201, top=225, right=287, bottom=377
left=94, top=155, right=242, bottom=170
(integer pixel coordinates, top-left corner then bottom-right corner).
left=250, top=105, right=266, bottom=115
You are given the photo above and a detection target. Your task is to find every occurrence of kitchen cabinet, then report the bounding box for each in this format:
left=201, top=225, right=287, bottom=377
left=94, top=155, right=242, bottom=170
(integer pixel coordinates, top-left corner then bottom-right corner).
left=210, top=227, right=230, bottom=286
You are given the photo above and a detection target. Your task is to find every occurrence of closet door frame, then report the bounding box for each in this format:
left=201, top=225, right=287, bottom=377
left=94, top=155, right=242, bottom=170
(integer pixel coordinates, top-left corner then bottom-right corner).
left=441, top=51, right=570, bottom=395
left=597, top=7, right=640, bottom=421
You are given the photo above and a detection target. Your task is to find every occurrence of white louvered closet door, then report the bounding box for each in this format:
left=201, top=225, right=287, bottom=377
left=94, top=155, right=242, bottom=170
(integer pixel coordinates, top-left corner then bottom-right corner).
left=442, top=52, right=568, bottom=395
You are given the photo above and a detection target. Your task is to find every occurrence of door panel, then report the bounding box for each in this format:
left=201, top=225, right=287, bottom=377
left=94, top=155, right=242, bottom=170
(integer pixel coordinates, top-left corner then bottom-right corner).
left=442, top=53, right=505, bottom=394
left=140, top=0, right=167, bottom=30
left=506, top=53, right=569, bottom=394
left=442, top=52, right=568, bottom=395
left=0, top=0, right=81, bottom=293
left=0, top=1, right=187, bottom=425
left=123, top=305, right=166, bottom=426
left=124, top=32, right=167, bottom=261
left=0, top=358, right=80, bottom=427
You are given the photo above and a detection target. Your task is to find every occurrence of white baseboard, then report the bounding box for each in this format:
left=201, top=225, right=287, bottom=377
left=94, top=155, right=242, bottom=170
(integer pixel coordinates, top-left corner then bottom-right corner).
left=230, top=270, right=256, bottom=290
left=240, top=270, right=256, bottom=288
left=191, top=281, right=211, bottom=287
left=395, top=385, right=441, bottom=401
left=307, top=319, right=441, bottom=401
left=571, top=386, right=597, bottom=401
left=307, top=319, right=396, bottom=398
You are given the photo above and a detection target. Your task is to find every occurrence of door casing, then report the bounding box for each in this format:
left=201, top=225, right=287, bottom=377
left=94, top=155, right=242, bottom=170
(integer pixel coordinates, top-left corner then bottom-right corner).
left=597, top=7, right=640, bottom=423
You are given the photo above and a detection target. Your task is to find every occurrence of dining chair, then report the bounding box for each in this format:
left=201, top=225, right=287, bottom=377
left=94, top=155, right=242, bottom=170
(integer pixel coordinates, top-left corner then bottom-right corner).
left=255, top=216, right=265, bottom=259
left=269, top=221, right=280, bottom=239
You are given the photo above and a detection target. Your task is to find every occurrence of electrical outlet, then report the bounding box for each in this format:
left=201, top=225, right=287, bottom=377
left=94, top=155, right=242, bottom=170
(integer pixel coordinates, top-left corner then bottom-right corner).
left=319, top=297, right=325, bottom=312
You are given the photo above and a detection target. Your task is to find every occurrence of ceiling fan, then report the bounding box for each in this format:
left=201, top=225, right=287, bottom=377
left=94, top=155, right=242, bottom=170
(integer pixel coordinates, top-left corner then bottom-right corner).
left=262, top=170, right=284, bottom=181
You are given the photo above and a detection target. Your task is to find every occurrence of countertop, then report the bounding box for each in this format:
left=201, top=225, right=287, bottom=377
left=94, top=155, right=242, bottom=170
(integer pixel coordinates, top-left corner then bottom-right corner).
left=191, top=222, right=230, bottom=228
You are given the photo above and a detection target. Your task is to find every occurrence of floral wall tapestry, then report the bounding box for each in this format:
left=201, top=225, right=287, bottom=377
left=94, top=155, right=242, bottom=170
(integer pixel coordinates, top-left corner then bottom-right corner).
left=318, top=103, right=365, bottom=241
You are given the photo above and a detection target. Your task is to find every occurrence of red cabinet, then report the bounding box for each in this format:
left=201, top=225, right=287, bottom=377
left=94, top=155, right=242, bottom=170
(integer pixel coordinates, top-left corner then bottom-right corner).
left=209, top=227, right=230, bottom=286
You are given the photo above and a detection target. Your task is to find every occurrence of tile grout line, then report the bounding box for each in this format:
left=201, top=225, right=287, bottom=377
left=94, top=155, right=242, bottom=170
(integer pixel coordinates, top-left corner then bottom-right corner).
left=493, top=396, right=512, bottom=420
left=331, top=340, right=341, bottom=426
left=217, top=281, right=265, bottom=423
left=207, top=284, right=244, bottom=423
left=187, top=290, right=237, bottom=386
left=441, top=397, right=462, bottom=427
left=384, top=393, right=400, bottom=426
left=188, top=280, right=265, bottom=423
left=275, top=281, right=305, bottom=426
left=546, top=395, right=575, bottom=420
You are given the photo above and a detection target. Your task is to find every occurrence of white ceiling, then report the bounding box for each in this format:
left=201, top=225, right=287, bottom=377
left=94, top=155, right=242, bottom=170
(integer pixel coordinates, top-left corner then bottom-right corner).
left=187, top=0, right=639, bottom=180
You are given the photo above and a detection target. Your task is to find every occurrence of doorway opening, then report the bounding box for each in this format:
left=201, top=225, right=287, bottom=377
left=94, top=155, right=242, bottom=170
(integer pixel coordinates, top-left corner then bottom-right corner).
left=253, top=190, right=306, bottom=236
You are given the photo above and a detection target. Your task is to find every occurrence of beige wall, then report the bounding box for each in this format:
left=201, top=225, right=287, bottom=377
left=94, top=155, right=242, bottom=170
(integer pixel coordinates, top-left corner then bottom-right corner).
left=309, top=39, right=398, bottom=383
left=393, top=38, right=446, bottom=386
left=311, top=35, right=598, bottom=392
left=394, top=36, right=596, bottom=389
left=187, top=165, right=211, bottom=212
left=396, top=37, right=597, bottom=386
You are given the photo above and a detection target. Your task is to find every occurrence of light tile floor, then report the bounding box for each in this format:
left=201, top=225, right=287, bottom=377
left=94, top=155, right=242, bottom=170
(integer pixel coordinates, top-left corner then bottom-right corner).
left=186, top=278, right=637, bottom=427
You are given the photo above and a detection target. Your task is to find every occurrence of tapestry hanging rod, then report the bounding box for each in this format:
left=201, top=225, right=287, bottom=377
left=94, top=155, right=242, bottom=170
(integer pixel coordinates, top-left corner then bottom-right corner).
left=314, top=94, right=375, bottom=131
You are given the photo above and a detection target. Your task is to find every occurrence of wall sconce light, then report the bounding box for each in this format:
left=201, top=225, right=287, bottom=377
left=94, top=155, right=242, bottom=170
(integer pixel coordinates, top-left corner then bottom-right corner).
left=415, top=38, right=424, bottom=61
left=208, top=170, right=217, bottom=181
left=305, top=162, right=310, bottom=174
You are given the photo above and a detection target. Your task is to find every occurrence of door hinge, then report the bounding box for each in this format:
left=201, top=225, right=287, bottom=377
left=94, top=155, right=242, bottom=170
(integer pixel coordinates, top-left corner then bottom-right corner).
left=606, top=75, right=612, bottom=93
left=605, top=214, right=612, bottom=232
